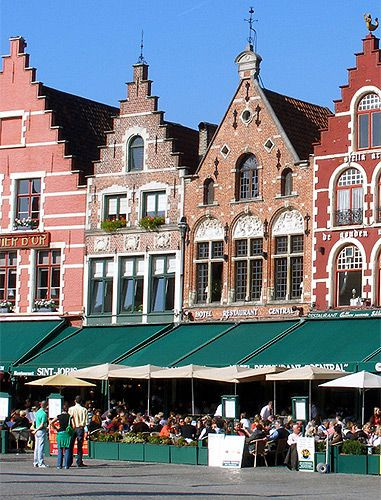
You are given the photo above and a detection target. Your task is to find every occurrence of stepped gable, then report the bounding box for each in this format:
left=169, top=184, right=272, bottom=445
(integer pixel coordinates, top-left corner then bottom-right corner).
left=41, top=85, right=119, bottom=177
left=164, top=121, right=199, bottom=172
left=263, top=88, right=332, bottom=160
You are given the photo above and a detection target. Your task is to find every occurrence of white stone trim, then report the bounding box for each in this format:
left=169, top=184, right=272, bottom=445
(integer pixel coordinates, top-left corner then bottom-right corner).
left=348, top=86, right=381, bottom=152
left=0, top=110, right=27, bottom=148
left=369, top=239, right=381, bottom=304
left=43, top=212, right=86, bottom=219
left=370, top=161, right=381, bottom=224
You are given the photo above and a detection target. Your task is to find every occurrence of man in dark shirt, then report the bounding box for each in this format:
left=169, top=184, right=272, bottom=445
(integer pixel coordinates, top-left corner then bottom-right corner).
left=131, top=417, right=150, bottom=433
left=180, top=417, right=197, bottom=440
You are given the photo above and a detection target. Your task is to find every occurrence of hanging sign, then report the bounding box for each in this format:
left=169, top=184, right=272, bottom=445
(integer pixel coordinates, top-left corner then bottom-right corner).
left=221, top=435, right=245, bottom=468
left=297, top=437, right=315, bottom=472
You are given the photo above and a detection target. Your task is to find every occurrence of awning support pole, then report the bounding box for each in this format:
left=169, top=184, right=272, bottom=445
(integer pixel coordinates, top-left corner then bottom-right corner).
left=361, top=389, right=365, bottom=425
left=191, top=377, right=195, bottom=415
left=273, top=381, right=276, bottom=415
left=309, top=380, right=312, bottom=421
left=147, top=379, right=151, bottom=416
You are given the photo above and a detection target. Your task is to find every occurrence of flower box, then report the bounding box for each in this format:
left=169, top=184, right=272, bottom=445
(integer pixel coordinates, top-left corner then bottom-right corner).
left=170, top=444, right=198, bottom=465
left=101, top=218, right=127, bottom=233
left=336, top=454, right=367, bottom=475
left=0, top=307, right=12, bottom=314
left=92, top=441, right=119, bottom=460
left=367, top=454, right=381, bottom=475
left=138, top=216, right=165, bottom=231
left=119, top=442, right=145, bottom=462
left=144, top=443, right=170, bottom=463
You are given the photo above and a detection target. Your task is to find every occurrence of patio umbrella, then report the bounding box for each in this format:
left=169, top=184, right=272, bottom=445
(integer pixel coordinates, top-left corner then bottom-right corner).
left=26, top=373, right=96, bottom=388
left=110, top=364, right=164, bottom=416
left=267, top=365, right=347, bottom=420
left=150, top=364, right=214, bottom=415
left=319, top=370, right=381, bottom=424
left=194, top=365, right=253, bottom=383
left=70, top=363, right=128, bottom=410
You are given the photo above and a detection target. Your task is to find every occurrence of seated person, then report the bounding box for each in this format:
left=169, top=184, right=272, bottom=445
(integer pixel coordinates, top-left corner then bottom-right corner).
left=131, top=417, right=150, bottom=433
left=352, top=423, right=368, bottom=444
left=267, top=420, right=289, bottom=442
left=180, top=417, right=197, bottom=440
left=330, top=424, right=343, bottom=444
left=245, top=423, right=267, bottom=453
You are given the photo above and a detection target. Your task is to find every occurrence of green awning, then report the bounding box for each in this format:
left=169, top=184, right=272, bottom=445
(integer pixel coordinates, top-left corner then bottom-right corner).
left=119, top=323, right=236, bottom=367
left=244, top=317, right=381, bottom=370
left=0, top=320, right=65, bottom=371
left=175, top=320, right=299, bottom=367
left=13, top=324, right=170, bottom=376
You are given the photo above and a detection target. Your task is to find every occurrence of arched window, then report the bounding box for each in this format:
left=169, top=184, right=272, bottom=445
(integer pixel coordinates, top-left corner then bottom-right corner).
left=335, top=168, right=363, bottom=226
left=237, top=154, right=259, bottom=200
left=281, top=168, right=293, bottom=196
left=377, top=173, right=381, bottom=223
left=336, top=245, right=362, bottom=307
left=203, top=178, right=214, bottom=205
left=128, top=135, right=144, bottom=171
left=358, top=93, right=381, bottom=149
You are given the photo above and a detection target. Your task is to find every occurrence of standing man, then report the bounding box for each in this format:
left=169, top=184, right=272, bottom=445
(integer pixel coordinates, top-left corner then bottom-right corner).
left=68, top=396, right=88, bottom=467
left=260, top=401, right=273, bottom=421
left=32, top=400, right=48, bottom=468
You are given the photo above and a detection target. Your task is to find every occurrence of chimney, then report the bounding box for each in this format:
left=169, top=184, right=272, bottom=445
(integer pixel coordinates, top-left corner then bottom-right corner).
left=198, top=122, right=218, bottom=157
left=235, top=43, right=262, bottom=80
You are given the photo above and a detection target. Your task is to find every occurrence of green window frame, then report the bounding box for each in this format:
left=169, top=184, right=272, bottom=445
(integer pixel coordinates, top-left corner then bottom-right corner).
left=104, top=194, right=127, bottom=220
left=149, top=254, right=176, bottom=313
left=119, top=257, right=144, bottom=314
left=142, top=191, right=166, bottom=218
left=89, top=258, right=114, bottom=315
left=128, top=135, right=144, bottom=171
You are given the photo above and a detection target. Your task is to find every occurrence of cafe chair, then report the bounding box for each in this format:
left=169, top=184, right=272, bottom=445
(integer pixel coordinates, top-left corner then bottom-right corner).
left=249, top=439, right=268, bottom=468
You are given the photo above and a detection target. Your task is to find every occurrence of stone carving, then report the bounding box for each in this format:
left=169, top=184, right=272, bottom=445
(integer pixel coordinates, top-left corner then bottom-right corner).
left=233, top=215, right=263, bottom=238
left=124, top=234, right=140, bottom=251
left=195, top=218, right=224, bottom=241
left=94, top=236, right=110, bottom=252
left=272, top=209, right=304, bottom=235
left=154, top=232, right=171, bottom=249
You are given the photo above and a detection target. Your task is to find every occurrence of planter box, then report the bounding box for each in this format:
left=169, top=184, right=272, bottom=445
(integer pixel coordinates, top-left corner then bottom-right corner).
left=119, top=443, right=144, bottom=462
left=36, top=307, right=56, bottom=313
left=92, top=441, right=119, bottom=460
left=0, top=307, right=12, bottom=313
left=367, top=455, right=381, bottom=475
left=336, top=454, right=367, bottom=475
left=170, top=445, right=198, bottom=465
left=144, top=444, right=170, bottom=463
left=88, top=440, right=93, bottom=459
left=315, top=452, right=326, bottom=467
left=197, top=446, right=208, bottom=466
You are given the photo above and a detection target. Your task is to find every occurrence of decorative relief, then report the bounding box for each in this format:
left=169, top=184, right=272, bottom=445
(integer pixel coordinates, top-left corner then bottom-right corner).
left=154, top=232, right=171, bottom=249
left=195, top=218, right=224, bottom=241
left=124, top=234, right=140, bottom=251
left=272, top=209, right=304, bottom=235
left=233, top=215, right=263, bottom=238
left=94, top=236, right=110, bottom=252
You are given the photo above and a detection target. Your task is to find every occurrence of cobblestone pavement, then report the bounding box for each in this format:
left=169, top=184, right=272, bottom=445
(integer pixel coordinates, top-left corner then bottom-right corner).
left=0, top=454, right=379, bottom=500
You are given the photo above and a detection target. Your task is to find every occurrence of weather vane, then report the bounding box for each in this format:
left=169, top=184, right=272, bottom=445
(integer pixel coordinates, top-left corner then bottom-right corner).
left=244, top=7, right=258, bottom=51
left=137, top=30, right=147, bottom=64
left=364, top=13, right=379, bottom=33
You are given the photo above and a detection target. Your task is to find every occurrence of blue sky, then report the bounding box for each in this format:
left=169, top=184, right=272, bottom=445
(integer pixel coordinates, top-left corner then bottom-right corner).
left=1, top=1, right=380, bottom=129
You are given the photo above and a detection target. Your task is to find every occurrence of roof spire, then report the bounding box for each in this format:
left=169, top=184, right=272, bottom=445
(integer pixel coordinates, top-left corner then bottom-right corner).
left=244, top=6, right=258, bottom=51
left=137, top=30, right=147, bottom=64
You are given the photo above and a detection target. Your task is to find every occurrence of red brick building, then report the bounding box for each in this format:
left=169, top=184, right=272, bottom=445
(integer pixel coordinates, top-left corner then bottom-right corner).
left=84, top=60, right=199, bottom=325
left=0, top=37, right=117, bottom=317
left=183, top=44, right=331, bottom=321
left=312, top=34, right=381, bottom=310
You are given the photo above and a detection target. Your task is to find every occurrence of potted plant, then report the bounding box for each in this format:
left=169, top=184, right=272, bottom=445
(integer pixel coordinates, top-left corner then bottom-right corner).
left=170, top=438, right=198, bottom=465
left=119, top=432, right=146, bottom=462
left=314, top=439, right=327, bottom=468
left=336, top=440, right=367, bottom=474
left=101, top=217, right=127, bottom=232
left=138, top=215, right=165, bottom=231
left=14, top=217, right=39, bottom=230
left=34, top=298, right=57, bottom=312
left=144, top=435, right=171, bottom=463
left=91, top=432, right=121, bottom=460
left=367, top=445, right=381, bottom=475
left=0, top=301, right=13, bottom=313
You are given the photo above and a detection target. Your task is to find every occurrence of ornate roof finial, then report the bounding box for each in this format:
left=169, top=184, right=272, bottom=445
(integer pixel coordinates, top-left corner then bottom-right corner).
left=364, top=13, right=379, bottom=32
left=244, top=7, right=258, bottom=51
left=137, top=30, right=147, bottom=64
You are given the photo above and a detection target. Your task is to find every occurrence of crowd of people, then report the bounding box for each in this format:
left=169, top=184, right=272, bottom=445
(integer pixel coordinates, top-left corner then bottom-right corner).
left=2, top=398, right=380, bottom=470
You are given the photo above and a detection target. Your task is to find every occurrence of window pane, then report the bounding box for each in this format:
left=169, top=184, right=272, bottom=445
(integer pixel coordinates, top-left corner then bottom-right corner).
left=235, top=260, right=247, bottom=301
left=136, top=258, right=145, bottom=276
left=18, top=197, right=29, bottom=216
left=275, top=236, right=287, bottom=254
left=31, top=196, right=40, bottom=217
left=119, top=196, right=127, bottom=216
left=106, top=261, right=114, bottom=277
left=38, top=269, right=48, bottom=289
left=167, top=256, right=176, bottom=273
left=9, top=252, right=17, bottom=266
left=107, top=197, right=118, bottom=215
left=52, top=251, right=61, bottom=265
left=129, top=136, right=144, bottom=171
left=135, top=279, right=144, bottom=311
left=153, top=257, right=165, bottom=275
left=196, top=263, right=208, bottom=303
left=210, top=262, right=223, bottom=302
left=8, top=269, right=17, bottom=290
left=51, top=268, right=60, bottom=288
left=157, top=193, right=166, bottom=216
left=274, top=258, right=287, bottom=300
left=337, top=270, right=362, bottom=306
left=121, top=279, right=134, bottom=312
left=17, top=180, right=29, bottom=195
left=165, top=276, right=175, bottom=310
left=212, top=241, right=224, bottom=258
left=290, top=256, right=303, bottom=299
left=90, top=281, right=103, bottom=313
left=93, top=261, right=104, bottom=278
left=123, top=259, right=134, bottom=277
left=151, top=277, right=165, bottom=311
left=145, top=193, right=156, bottom=216
left=291, top=235, right=304, bottom=253
left=358, top=114, right=369, bottom=149
left=372, top=112, right=381, bottom=147
left=250, top=238, right=263, bottom=256
left=38, top=251, right=49, bottom=265
left=0, top=253, right=5, bottom=266
left=103, top=281, right=113, bottom=313
left=235, top=240, right=247, bottom=257
left=32, top=179, right=41, bottom=194
left=197, top=242, right=209, bottom=259
left=250, top=259, right=262, bottom=300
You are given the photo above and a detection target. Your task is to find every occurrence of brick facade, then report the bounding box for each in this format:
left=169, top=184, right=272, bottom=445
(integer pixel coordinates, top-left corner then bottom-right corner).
left=312, top=34, right=381, bottom=310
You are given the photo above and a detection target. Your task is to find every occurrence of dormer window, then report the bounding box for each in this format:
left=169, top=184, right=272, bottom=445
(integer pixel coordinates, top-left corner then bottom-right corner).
left=281, top=168, right=293, bottom=196
left=357, top=93, right=381, bottom=149
left=237, top=154, right=259, bottom=200
left=128, top=135, right=144, bottom=171
left=203, top=178, right=215, bottom=205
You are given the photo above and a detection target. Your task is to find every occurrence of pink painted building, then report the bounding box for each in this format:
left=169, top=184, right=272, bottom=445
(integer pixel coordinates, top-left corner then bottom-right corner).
left=0, top=37, right=117, bottom=318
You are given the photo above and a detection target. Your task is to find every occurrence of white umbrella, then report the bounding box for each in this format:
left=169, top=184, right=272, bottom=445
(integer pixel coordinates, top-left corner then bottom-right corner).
left=110, top=364, right=164, bottom=415
left=266, top=365, right=348, bottom=420
left=26, top=373, right=96, bottom=388
left=320, top=371, right=381, bottom=424
left=194, top=365, right=253, bottom=383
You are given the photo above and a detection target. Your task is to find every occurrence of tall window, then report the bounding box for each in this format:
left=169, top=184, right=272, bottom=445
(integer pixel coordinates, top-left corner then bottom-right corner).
left=203, top=178, right=214, bottom=205
left=89, top=259, right=114, bottom=314
left=358, top=93, right=381, bottom=149
left=120, top=257, right=144, bottom=314
left=195, top=241, right=224, bottom=303
left=128, top=135, right=144, bottom=171
left=0, top=251, right=17, bottom=305
left=150, top=255, right=175, bottom=313
left=36, top=250, right=61, bottom=302
left=281, top=168, right=293, bottom=196
left=142, top=191, right=166, bottom=218
left=377, top=174, right=381, bottom=223
left=336, top=245, right=362, bottom=306
left=237, top=154, right=259, bottom=200
left=104, top=194, right=127, bottom=220
left=16, top=178, right=41, bottom=227
left=335, top=168, right=363, bottom=226
left=274, top=235, right=303, bottom=300
left=234, top=238, right=263, bottom=301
